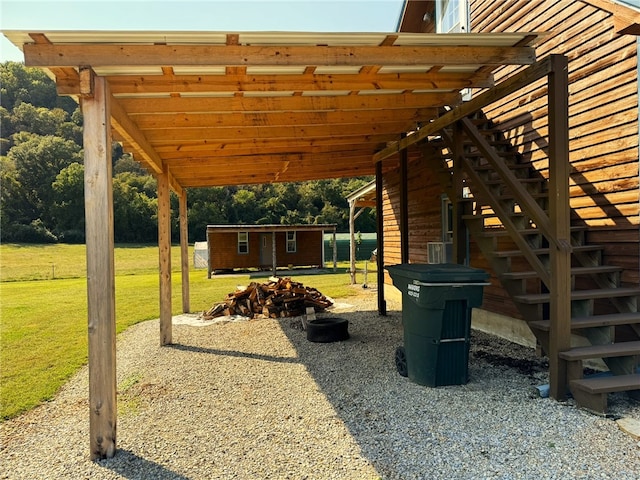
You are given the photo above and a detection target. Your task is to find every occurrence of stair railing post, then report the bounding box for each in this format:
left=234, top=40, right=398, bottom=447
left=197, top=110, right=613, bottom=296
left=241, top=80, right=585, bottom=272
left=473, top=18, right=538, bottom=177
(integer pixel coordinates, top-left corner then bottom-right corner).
left=548, top=54, right=572, bottom=401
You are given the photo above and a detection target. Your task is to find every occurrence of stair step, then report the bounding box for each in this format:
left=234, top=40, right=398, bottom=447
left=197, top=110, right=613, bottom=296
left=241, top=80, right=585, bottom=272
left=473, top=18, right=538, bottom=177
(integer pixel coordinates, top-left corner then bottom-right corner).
left=482, top=177, right=546, bottom=185
left=570, top=374, right=640, bottom=413
left=514, top=287, right=640, bottom=305
left=502, top=265, right=622, bottom=280
left=463, top=150, right=520, bottom=158
left=559, top=341, right=640, bottom=361
left=493, top=244, right=603, bottom=258
left=570, top=373, right=640, bottom=395
left=477, top=225, right=586, bottom=238
left=462, top=213, right=526, bottom=221
left=497, top=192, right=548, bottom=201
left=529, top=312, right=640, bottom=331
left=473, top=162, right=532, bottom=172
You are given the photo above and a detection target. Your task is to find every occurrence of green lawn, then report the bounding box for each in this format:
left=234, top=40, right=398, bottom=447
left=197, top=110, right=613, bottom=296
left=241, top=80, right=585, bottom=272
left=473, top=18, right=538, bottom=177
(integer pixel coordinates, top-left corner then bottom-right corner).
left=0, top=243, right=372, bottom=420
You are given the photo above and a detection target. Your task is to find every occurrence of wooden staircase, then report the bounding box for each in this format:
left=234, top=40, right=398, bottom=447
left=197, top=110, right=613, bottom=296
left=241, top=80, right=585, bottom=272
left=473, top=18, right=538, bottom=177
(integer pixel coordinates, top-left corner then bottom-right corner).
left=427, top=112, right=640, bottom=413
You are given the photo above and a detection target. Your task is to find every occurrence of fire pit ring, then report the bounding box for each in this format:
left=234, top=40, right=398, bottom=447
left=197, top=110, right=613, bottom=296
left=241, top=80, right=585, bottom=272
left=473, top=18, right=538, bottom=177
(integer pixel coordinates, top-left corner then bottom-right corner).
left=306, top=317, right=349, bottom=343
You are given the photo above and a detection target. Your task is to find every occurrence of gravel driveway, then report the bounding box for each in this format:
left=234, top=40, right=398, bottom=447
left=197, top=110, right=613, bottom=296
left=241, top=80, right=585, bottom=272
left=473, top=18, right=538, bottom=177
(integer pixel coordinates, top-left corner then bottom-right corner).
left=2, top=288, right=639, bottom=479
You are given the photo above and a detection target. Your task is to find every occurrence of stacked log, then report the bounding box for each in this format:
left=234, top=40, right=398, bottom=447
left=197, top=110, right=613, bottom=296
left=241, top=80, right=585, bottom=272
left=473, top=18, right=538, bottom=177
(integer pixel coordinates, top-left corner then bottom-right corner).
left=201, top=276, right=333, bottom=320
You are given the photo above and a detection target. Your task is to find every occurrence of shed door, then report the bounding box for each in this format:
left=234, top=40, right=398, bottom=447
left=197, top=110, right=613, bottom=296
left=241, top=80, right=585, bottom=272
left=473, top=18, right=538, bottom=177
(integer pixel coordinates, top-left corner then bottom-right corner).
left=260, top=234, right=273, bottom=266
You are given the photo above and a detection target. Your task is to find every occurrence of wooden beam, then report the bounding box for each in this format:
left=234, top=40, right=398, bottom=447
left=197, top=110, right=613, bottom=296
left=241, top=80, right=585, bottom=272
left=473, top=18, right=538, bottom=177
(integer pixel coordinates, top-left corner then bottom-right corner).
left=547, top=54, right=571, bottom=401
left=120, top=91, right=461, bottom=114
left=158, top=166, right=172, bottom=346
left=128, top=108, right=437, bottom=130
left=373, top=56, right=554, bottom=164
left=164, top=153, right=375, bottom=170
left=140, top=121, right=415, bottom=142
left=150, top=134, right=397, bottom=152
left=90, top=71, right=494, bottom=96
left=83, top=76, right=117, bottom=460
left=78, top=66, right=95, bottom=99
left=158, top=142, right=385, bottom=160
left=24, top=43, right=536, bottom=68
left=109, top=97, right=164, bottom=174
left=583, top=0, right=640, bottom=34
left=179, top=191, right=190, bottom=314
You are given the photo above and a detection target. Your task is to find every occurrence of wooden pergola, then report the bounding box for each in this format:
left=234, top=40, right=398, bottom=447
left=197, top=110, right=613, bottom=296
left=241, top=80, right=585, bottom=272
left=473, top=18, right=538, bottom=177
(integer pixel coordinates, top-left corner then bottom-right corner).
left=3, top=30, right=541, bottom=459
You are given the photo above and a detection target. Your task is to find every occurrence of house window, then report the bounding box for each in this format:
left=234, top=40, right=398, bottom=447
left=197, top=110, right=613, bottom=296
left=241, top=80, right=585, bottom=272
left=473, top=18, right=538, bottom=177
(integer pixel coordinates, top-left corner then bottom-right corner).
left=436, top=1, right=471, bottom=100
left=286, top=231, right=297, bottom=253
left=436, top=0, right=469, bottom=33
left=238, top=232, right=249, bottom=254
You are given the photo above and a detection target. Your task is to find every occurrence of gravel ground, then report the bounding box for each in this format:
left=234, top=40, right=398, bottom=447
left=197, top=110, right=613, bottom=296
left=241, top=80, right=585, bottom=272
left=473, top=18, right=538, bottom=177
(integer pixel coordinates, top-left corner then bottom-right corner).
left=2, top=287, right=639, bottom=480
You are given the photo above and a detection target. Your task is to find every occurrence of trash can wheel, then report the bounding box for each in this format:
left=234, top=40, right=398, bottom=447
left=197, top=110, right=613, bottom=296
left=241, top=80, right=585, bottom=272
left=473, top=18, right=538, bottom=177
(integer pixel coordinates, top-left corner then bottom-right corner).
left=395, top=346, right=408, bottom=377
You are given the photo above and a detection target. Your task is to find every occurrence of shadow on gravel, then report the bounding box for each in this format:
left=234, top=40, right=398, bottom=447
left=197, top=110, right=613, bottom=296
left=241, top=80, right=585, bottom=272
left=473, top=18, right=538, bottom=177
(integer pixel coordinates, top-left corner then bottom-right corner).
left=277, top=297, right=551, bottom=479
left=168, top=342, right=299, bottom=364
left=98, top=449, right=192, bottom=480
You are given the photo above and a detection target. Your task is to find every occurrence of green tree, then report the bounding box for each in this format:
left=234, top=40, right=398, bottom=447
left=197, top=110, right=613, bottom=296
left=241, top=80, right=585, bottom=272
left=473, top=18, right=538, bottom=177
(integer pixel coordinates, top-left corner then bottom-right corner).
left=10, top=102, right=67, bottom=137
left=51, top=162, right=85, bottom=242
left=0, top=61, right=75, bottom=112
left=186, top=187, right=233, bottom=241
left=7, top=133, right=83, bottom=227
left=112, top=173, right=158, bottom=242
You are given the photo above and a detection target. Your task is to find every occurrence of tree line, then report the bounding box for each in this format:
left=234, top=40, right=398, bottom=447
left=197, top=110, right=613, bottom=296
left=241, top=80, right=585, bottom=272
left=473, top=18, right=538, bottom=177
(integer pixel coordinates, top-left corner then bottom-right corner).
left=0, top=62, right=376, bottom=244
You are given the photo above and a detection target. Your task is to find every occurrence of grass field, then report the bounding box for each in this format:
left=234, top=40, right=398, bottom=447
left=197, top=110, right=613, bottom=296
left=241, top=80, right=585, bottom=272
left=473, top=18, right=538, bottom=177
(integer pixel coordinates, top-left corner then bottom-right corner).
left=0, top=243, right=374, bottom=420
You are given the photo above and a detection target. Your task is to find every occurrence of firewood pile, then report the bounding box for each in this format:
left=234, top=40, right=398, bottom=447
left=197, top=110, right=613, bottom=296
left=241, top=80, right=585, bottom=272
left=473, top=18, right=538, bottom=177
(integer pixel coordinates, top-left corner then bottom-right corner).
left=201, top=276, right=333, bottom=320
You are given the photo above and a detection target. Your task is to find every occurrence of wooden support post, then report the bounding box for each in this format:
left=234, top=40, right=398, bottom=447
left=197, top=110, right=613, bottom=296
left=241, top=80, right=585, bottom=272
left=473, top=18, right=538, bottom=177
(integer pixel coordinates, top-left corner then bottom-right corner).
left=179, top=191, right=190, bottom=313
left=349, top=200, right=356, bottom=284
left=548, top=54, right=572, bottom=401
left=332, top=230, right=337, bottom=273
left=272, top=232, right=277, bottom=277
left=376, top=161, right=387, bottom=316
left=83, top=75, right=117, bottom=460
left=400, top=140, right=409, bottom=264
left=452, top=121, right=466, bottom=265
left=158, top=167, right=172, bottom=346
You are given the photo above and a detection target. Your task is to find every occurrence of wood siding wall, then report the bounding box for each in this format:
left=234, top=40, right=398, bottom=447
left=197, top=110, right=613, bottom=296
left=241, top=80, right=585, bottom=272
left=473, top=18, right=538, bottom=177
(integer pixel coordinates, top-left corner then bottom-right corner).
left=382, top=153, right=447, bottom=282
left=471, top=0, right=639, bottom=288
left=207, top=230, right=323, bottom=272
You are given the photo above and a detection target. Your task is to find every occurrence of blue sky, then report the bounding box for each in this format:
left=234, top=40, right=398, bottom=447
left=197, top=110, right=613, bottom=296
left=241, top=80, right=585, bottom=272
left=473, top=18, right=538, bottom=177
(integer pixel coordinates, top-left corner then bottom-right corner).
left=0, top=0, right=405, bottom=62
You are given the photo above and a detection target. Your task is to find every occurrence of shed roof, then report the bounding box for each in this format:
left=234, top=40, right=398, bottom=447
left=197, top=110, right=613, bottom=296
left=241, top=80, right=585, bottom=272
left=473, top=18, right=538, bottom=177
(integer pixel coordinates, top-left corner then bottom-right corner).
left=206, top=224, right=336, bottom=233
left=3, top=30, right=541, bottom=191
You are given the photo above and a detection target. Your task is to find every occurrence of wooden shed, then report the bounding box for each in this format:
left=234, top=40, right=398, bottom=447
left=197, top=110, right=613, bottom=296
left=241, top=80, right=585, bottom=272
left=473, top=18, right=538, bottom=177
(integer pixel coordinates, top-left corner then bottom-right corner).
left=3, top=26, right=565, bottom=459
left=206, top=224, right=336, bottom=276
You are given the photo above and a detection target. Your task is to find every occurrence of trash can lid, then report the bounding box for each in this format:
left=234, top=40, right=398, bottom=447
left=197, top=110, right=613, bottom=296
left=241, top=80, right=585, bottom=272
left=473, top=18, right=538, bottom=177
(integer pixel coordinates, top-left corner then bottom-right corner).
left=386, top=263, right=489, bottom=282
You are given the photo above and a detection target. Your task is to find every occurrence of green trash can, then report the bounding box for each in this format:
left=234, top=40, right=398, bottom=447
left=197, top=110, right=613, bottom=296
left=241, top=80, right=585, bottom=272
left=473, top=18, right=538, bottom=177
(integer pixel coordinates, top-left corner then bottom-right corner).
left=387, top=263, right=489, bottom=387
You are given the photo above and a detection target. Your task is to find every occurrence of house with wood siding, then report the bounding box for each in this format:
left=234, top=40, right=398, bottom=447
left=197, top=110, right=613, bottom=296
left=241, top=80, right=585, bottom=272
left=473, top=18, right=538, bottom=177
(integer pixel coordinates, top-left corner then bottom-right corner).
left=376, top=0, right=640, bottom=412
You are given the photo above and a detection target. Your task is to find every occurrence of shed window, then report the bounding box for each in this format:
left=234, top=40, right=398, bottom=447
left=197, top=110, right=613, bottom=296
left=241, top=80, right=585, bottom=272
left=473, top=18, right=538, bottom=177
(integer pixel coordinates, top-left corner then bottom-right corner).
left=238, top=232, right=249, bottom=254
left=286, top=231, right=297, bottom=253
